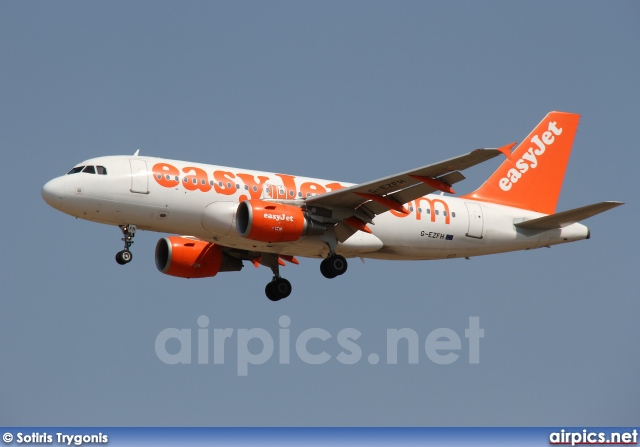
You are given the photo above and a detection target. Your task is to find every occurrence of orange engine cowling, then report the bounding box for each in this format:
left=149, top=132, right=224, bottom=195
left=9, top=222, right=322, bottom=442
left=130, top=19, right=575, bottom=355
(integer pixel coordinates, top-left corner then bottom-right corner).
left=155, top=236, right=242, bottom=278
left=236, top=200, right=326, bottom=243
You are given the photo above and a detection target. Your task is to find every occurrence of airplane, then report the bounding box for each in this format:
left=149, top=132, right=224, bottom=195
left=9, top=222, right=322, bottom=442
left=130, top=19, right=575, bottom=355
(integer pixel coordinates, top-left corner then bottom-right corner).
left=41, top=111, right=622, bottom=301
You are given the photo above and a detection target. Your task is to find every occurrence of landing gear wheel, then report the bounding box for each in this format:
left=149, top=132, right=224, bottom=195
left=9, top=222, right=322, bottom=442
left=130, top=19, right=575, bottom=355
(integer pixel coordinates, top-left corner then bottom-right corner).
left=115, top=250, right=133, bottom=265
left=265, top=283, right=277, bottom=301
left=265, top=277, right=292, bottom=301
left=320, top=254, right=348, bottom=278
left=320, top=259, right=337, bottom=278
left=115, top=224, right=137, bottom=265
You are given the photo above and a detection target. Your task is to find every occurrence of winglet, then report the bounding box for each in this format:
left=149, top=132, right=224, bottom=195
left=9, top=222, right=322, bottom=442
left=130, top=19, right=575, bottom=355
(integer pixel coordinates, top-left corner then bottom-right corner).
left=133, top=149, right=140, bottom=156
left=496, top=142, right=517, bottom=159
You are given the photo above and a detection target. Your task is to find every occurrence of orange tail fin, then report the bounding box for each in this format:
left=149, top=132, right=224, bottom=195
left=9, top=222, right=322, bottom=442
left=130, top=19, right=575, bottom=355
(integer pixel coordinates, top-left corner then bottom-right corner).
left=463, top=111, right=580, bottom=214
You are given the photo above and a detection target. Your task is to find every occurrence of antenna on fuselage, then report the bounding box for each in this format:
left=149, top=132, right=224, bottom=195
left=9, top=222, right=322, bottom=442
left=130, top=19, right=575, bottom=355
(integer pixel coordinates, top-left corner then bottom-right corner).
left=133, top=149, right=140, bottom=156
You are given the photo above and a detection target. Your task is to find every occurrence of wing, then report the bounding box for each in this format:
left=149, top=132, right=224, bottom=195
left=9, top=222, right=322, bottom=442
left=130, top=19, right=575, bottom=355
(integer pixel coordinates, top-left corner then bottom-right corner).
left=304, top=147, right=505, bottom=241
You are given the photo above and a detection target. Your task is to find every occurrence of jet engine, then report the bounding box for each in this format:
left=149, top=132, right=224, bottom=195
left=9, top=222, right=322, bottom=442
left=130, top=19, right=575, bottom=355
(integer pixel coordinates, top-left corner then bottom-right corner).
left=236, top=200, right=326, bottom=243
left=155, top=236, right=242, bottom=278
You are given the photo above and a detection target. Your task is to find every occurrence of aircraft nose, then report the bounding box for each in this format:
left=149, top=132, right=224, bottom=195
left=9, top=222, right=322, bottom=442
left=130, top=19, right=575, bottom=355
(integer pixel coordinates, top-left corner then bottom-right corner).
left=42, top=177, right=65, bottom=209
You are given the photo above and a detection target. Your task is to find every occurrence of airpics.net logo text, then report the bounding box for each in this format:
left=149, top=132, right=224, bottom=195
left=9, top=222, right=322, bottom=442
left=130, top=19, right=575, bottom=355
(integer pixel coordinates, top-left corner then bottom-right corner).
left=155, top=316, right=484, bottom=376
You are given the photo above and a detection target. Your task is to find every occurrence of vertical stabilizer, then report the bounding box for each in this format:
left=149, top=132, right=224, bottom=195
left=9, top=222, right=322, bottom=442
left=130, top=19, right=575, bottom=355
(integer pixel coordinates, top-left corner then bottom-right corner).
left=463, top=111, right=580, bottom=214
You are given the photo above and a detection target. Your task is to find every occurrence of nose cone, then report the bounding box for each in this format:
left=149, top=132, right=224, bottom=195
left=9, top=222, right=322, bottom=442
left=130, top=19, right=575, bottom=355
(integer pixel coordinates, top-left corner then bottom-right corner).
left=42, top=177, right=65, bottom=209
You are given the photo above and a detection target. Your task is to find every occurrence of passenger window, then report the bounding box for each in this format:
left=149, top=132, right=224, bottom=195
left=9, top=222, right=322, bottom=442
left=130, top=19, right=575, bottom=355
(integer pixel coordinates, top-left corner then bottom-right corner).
left=96, top=166, right=107, bottom=175
left=289, top=190, right=294, bottom=197
left=67, top=166, right=84, bottom=175
left=82, top=166, right=96, bottom=174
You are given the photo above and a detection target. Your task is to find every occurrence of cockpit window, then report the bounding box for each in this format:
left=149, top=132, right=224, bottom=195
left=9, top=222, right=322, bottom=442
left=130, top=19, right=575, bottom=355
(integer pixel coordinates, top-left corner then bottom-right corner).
left=96, top=166, right=107, bottom=175
left=82, top=165, right=96, bottom=174
left=67, top=166, right=85, bottom=174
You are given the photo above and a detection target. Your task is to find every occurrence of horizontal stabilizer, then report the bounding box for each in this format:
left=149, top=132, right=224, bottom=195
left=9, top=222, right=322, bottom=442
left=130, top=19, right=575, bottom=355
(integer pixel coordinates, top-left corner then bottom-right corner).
left=514, top=201, right=624, bottom=230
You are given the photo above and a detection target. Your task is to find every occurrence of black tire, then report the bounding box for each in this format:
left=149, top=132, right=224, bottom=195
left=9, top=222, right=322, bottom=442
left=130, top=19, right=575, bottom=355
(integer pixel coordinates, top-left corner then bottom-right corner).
left=321, top=255, right=348, bottom=278
left=330, top=255, right=347, bottom=276
left=265, top=278, right=292, bottom=301
left=265, top=282, right=279, bottom=301
left=115, top=251, right=126, bottom=265
left=274, top=278, right=292, bottom=299
left=115, top=250, right=132, bottom=265
left=320, top=258, right=338, bottom=279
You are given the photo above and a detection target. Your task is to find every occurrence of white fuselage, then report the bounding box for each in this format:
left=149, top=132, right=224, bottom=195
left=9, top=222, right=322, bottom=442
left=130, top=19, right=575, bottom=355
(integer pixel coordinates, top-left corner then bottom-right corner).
left=42, top=155, right=589, bottom=261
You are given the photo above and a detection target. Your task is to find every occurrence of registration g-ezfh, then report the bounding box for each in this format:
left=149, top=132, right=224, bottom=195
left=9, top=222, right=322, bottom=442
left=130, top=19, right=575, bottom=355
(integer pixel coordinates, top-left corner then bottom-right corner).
left=42, top=112, right=622, bottom=301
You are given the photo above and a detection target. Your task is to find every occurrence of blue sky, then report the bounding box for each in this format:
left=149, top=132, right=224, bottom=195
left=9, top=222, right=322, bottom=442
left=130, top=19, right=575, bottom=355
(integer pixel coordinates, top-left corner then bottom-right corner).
left=1, top=1, right=638, bottom=426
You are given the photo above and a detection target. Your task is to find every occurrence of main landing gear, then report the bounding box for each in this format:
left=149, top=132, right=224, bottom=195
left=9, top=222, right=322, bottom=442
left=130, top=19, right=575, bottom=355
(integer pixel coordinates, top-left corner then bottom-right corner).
left=115, top=224, right=137, bottom=265
left=320, top=254, right=348, bottom=279
left=262, top=253, right=347, bottom=302
left=261, top=253, right=292, bottom=302
left=318, top=229, right=348, bottom=279
left=265, top=277, right=292, bottom=302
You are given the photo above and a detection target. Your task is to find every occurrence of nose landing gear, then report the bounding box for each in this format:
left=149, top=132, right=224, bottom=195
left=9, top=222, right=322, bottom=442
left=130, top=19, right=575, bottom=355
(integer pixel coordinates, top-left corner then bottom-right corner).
left=115, top=224, right=137, bottom=265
